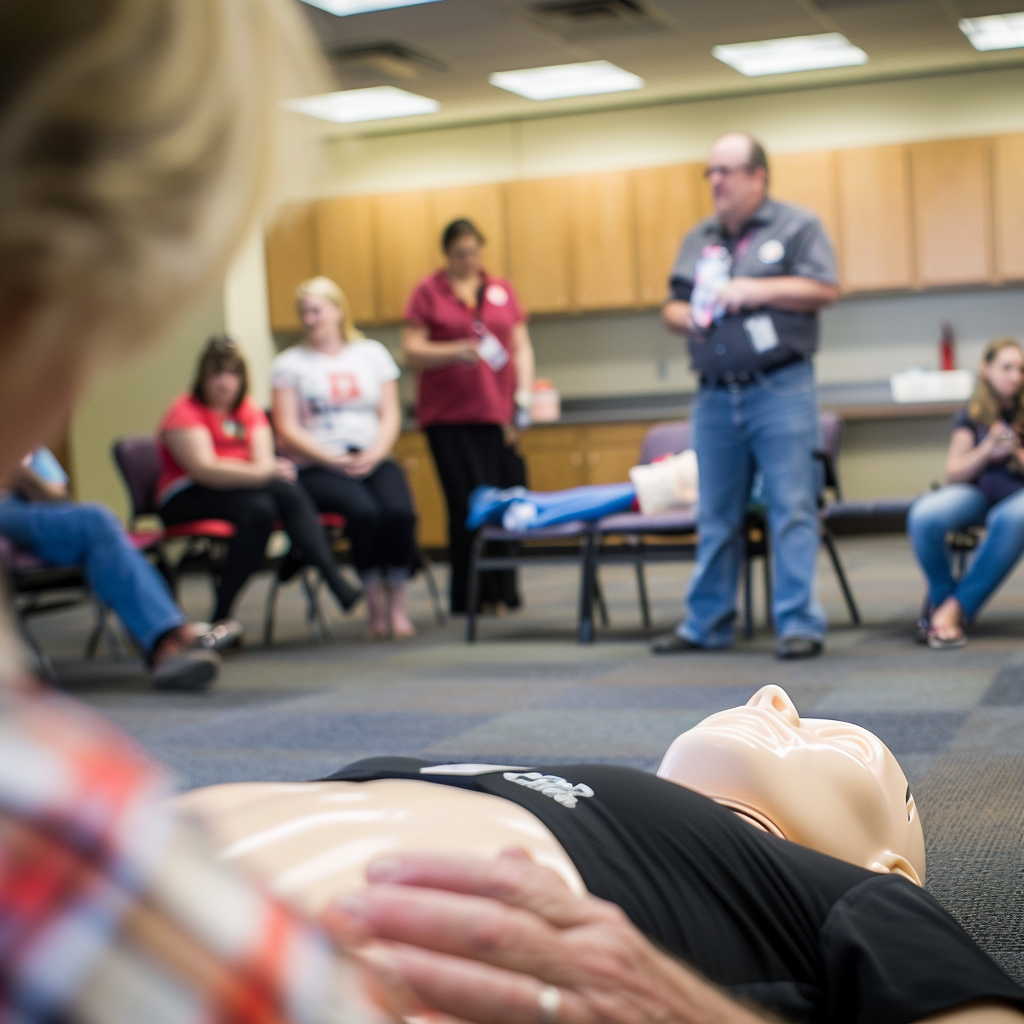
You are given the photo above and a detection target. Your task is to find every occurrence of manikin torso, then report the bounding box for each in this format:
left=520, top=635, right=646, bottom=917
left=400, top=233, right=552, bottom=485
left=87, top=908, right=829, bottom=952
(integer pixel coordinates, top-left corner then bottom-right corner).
left=172, top=686, right=925, bottom=912
left=174, top=776, right=585, bottom=915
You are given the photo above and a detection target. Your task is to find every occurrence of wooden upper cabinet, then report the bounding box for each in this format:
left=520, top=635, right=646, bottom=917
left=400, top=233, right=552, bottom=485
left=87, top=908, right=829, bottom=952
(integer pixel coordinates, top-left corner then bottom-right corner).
left=836, top=145, right=913, bottom=292
left=770, top=150, right=840, bottom=260
left=568, top=170, right=638, bottom=311
left=429, top=183, right=508, bottom=278
left=314, top=195, right=377, bottom=325
left=910, top=137, right=994, bottom=287
left=373, top=191, right=434, bottom=322
left=994, top=133, right=1024, bottom=281
left=505, top=177, right=573, bottom=314
left=634, top=164, right=704, bottom=306
left=265, top=202, right=316, bottom=331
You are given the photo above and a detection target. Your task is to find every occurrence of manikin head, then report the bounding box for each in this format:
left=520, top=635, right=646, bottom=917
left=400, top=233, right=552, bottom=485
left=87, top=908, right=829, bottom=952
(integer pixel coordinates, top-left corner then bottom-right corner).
left=706, top=132, right=769, bottom=233
left=658, top=685, right=926, bottom=885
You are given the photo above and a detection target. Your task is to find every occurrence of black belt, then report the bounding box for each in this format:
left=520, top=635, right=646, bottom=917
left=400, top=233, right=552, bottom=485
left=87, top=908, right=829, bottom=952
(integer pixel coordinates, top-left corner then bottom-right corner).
left=700, top=356, right=805, bottom=389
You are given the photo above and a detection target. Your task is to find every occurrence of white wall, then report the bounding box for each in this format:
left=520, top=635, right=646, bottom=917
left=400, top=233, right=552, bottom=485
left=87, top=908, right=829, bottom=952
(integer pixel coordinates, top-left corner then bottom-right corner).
left=225, top=228, right=276, bottom=406
left=307, top=65, right=1024, bottom=198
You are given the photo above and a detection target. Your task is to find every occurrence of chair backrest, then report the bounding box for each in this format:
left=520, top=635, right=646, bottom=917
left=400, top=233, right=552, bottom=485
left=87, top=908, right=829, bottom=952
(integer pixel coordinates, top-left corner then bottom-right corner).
left=818, top=411, right=843, bottom=461
left=112, top=436, right=162, bottom=520
left=640, top=421, right=692, bottom=465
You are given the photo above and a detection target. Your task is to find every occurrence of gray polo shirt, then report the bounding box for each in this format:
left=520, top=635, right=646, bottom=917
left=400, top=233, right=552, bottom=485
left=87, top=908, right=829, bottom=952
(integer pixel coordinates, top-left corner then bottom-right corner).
left=669, top=197, right=837, bottom=382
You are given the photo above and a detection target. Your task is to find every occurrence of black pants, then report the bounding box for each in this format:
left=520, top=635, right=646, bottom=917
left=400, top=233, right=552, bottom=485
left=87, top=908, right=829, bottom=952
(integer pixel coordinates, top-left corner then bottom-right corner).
left=160, top=478, right=355, bottom=621
left=298, top=461, right=416, bottom=578
left=426, top=423, right=527, bottom=614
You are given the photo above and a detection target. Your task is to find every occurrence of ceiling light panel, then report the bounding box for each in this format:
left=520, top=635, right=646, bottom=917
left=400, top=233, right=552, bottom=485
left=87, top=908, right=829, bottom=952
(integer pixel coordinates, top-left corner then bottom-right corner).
left=300, top=0, right=442, bottom=15
left=282, top=86, right=439, bottom=123
left=712, top=33, right=868, bottom=77
left=488, top=60, right=644, bottom=100
left=959, top=12, right=1024, bottom=50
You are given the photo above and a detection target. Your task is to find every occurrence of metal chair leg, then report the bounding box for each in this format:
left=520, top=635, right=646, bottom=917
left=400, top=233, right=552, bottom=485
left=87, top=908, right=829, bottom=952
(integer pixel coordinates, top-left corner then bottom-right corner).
left=743, top=554, right=754, bottom=639
left=13, top=612, right=57, bottom=685
left=634, top=560, right=652, bottom=630
left=465, top=532, right=485, bottom=641
left=577, top=532, right=596, bottom=644
left=263, top=572, right=282, bottom=646
left=762, top=532, right=774, bottom=632
left=821, top=529, right=861, bottom=625
left=85, top=601, right=123, bottom=660
left=301, top=569, right=329, bottom=643
left=592, top=570, right=609, bottom=628
left=417, top=546, right=446, bottom=625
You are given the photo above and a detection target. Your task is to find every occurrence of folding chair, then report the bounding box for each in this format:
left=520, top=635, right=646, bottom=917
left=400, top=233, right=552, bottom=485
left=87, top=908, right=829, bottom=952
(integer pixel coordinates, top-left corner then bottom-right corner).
left=465, top=520, right=599, bottom=643
left=0, top=533, right=123, bottom=683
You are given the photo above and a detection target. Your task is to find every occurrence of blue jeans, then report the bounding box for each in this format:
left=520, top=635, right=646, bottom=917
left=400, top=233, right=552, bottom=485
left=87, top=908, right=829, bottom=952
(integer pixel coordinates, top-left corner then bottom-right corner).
left=907, top=483, right=1024, bottom=619
left=0, top=498, right=185, bottom=654
left=680, top=360, right=826, bottom=647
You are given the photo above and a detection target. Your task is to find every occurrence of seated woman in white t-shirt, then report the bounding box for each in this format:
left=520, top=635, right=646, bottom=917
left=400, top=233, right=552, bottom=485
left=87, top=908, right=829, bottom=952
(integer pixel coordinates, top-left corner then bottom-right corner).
left=271, top=276, right=418, bottom=639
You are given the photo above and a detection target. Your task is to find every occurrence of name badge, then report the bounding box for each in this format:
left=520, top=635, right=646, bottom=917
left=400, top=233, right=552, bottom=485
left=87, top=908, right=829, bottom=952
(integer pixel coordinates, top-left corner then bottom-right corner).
left=758, top=239, right=785, bottom=264
left=744, top=314, right=779, bottom=354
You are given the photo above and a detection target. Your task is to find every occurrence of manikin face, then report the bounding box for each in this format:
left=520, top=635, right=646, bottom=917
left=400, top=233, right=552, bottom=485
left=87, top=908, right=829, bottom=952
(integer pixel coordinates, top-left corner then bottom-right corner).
left=298, top=293, right=343, bottom=342
left=705, top=133, right=767, bottom=229
left=982, top=344, right=1024, bottom=406
left=658, top=685, right=926, bottom=885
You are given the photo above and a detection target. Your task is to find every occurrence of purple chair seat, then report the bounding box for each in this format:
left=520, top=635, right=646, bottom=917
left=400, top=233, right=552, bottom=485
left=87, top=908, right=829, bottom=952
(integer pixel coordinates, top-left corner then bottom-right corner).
left=822, top=498, right=915, bottom=523
left=0, top=534, right=49, bottom=573
left=479, top=520, right=592, bottom=542
left=596, top=508, right=697, bottom=534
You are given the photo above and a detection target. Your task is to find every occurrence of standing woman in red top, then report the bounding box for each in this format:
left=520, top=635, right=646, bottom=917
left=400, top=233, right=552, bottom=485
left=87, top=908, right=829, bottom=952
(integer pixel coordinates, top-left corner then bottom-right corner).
left=402, top=219, right=536, bottom=615
left=157, top=336, right=362, bottom=628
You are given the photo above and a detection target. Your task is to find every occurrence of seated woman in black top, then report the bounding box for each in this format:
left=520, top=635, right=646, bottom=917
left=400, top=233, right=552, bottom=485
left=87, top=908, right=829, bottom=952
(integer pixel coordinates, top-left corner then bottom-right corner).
left=908, top=337, right=1024, bottom=648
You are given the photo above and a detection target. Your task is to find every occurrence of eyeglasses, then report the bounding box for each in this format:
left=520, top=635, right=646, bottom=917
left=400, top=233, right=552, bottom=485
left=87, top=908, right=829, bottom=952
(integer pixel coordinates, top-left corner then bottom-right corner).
left=703, top=164, right=754, bottom=180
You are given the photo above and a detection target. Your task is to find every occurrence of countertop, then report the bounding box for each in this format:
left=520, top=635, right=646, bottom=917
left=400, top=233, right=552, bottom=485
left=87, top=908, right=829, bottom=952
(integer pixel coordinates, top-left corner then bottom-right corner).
left=402, top=381, right=961, bottom=431
left=550, top=381, right=960, bottom=426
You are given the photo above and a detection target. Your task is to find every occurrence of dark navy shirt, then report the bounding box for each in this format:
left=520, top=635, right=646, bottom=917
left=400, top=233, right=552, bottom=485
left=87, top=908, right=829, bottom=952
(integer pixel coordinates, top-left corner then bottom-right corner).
left=669, top=197, right=837, bottom=382
left=953, top=407, right=1024, bottom=504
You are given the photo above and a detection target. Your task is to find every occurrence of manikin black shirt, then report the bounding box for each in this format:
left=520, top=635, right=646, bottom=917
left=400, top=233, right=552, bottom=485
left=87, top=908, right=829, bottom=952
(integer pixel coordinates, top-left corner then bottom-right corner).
left=324, top=758, right=1024, bottom=1024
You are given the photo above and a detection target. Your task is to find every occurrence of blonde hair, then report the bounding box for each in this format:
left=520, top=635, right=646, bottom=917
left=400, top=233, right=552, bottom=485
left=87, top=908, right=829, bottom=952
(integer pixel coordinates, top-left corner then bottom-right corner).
left=0, top=0, right=327, bottom=416
left=967, top=337, right=1024, bottom=429
left=296, top=275, right=364, bottom=342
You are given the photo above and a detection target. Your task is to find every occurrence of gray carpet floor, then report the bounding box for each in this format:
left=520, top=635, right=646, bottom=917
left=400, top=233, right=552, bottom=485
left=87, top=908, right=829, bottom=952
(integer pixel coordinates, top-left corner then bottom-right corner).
left=30, top=535, right=1024, bottom=983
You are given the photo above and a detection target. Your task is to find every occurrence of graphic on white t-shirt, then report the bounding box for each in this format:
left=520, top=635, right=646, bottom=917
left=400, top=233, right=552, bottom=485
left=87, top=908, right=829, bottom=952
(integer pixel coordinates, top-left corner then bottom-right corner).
left=271, top=340, right=399, bottom=462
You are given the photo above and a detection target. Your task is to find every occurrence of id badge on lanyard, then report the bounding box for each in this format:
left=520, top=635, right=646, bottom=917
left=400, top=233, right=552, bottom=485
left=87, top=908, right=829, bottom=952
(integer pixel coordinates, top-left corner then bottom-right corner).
left=473, top=319, right=509, bottom=372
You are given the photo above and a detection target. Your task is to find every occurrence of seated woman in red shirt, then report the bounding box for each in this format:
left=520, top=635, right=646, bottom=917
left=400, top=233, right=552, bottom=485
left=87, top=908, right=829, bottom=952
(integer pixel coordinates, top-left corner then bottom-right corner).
left=157, top=336, right=361, bottom=628
left=401, top=218, right=536, bottom=615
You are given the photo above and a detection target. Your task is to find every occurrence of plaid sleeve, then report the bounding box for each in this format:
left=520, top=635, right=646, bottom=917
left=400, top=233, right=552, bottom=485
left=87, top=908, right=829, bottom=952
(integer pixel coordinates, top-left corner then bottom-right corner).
left=0, top=684, right=386, bottom=1024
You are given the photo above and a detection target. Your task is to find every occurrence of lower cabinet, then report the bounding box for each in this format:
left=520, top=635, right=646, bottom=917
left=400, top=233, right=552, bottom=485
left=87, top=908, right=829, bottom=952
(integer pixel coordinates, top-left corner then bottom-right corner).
left=392, top=431, right=448, bottom=550
left=394, top=422, right=654, bottom=552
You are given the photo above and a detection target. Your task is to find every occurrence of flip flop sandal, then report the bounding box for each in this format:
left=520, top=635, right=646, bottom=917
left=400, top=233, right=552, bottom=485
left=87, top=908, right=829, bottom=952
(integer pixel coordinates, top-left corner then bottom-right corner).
left=926, top=629, right=967, bottom=650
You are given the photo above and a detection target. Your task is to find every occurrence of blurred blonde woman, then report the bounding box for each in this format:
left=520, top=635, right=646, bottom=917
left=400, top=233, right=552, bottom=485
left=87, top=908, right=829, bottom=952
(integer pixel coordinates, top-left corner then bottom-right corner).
left=0, top=1, right=380, bottom=1021
left=272, top=276, right=417, bottom=639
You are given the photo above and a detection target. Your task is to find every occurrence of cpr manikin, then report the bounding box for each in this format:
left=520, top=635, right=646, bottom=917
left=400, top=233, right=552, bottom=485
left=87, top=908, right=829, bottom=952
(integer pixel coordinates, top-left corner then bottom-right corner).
left=172, top=684, right=924, bottom=914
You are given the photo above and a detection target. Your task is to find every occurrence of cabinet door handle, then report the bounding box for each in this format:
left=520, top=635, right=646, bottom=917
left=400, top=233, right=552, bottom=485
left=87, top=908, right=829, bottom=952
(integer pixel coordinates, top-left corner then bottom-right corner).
left=570, top=452, right=583, bottom=467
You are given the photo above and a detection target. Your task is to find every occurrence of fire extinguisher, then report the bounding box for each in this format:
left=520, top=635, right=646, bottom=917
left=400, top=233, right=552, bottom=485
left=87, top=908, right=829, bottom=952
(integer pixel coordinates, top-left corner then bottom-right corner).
left=939, top=321, right=956, bottom=371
